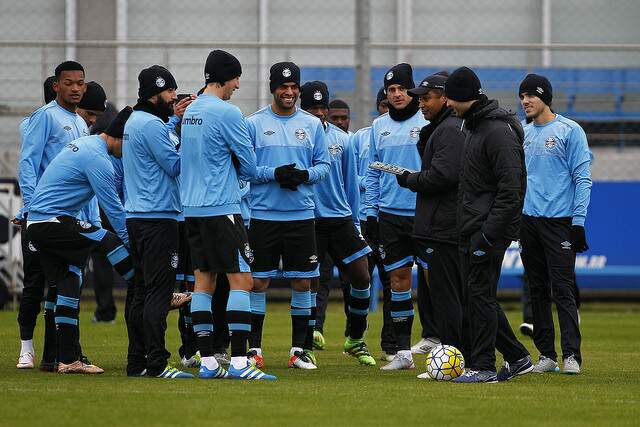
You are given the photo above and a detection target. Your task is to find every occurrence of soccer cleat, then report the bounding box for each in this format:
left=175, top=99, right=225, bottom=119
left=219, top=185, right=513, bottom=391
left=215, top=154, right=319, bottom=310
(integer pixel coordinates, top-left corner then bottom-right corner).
left=519, top=322, right=534, bottom=337
left=288, top=350, right=317, bottom=370
left=156, top=364, right=194, bottom=379
left=563, top=355, right=581, bottom=375
left=229, top=364, right=277, bottom=381
left=380, top=351, right=396, bottom=362
left=313, top=330, right=326, bottom=350
left=304, top=350, right=317, bottom=366
left=417, top=372, right=433, bottom=380
left=452, top=370, right=498, bottom=383
left=344, top=338, right=376, bottom=366
left=169, top=292, right=192, bottom=310
left=247, top=349, right=265, bottom=369
left=214, top=351, right=230, bottom=366
left=380, top=352, right=415, bottom=370
left=39, top=360, right=58, bottom=372
left=198, top=364, right=230, bottom=379
left=80, top=354, right=92, bottom=366
left=58, top=360, right=104, bottom=374
left=532, top=355, right=560, bottom=373
left=497, top=355, right=534, bottom=381
left=410, top=337, right=441, bottom=355
left=17, top=352, right=35, bottom=369
left=181, top=354, right=201, bottom=368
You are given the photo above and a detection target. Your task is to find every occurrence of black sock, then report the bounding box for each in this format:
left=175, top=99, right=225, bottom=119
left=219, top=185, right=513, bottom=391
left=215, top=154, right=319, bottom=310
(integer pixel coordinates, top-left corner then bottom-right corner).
left=42, top=286, right=57, bottom=363
left=391, top=289, right=414, bottom=350
left=291, top=290, right=311, bottom=349
left=304, top=292, right=317, bottom=350
left=55, top=293, right=80, bottom=364
left=348, top=285, right=370, bottom=340
left=191, top=292, right=214, bottom=357
left=249, top=292, right=266, bottom=349
left=227, top=290, right=251, bottom=357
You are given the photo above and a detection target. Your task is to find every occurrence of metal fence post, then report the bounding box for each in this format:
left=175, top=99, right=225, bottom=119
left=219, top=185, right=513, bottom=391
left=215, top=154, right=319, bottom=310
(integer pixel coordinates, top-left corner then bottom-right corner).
left=355, top=0, right=371, bottom=129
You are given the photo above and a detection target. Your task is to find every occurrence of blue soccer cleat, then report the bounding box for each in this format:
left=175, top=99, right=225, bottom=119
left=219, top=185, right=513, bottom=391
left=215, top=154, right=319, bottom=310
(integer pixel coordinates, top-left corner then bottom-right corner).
left=198, top=364, right=231, bottom=379
left=156, top=364, right=194, bottom=379
left=229, top=364, right=277, bottom=381
left=452, top=370, right=498, bottom=383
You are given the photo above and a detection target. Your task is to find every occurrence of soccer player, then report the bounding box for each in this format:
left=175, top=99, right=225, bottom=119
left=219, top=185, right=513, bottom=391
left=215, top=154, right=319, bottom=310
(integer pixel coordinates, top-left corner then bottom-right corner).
left=444, top=67, right=533, bottom=383
left=77, top=81, right=107, bottom=129
left=26, top=107, right=135, bottom=374
left=246, top=62, right=330, bottom=370
left=123, top=65, right=193, bottom=379
left=300, top=81, right=375, bottom=366
left=365, top=63, right=427, bottom=370
left=16, top=62, right=89, bottom=371
left=328, top=99, right=351, bottom=134
left=181, top=50, right=275, bottom=380
left=518, top=74, right=592, bottom=375
left=397, top=73, right=466, bottom=377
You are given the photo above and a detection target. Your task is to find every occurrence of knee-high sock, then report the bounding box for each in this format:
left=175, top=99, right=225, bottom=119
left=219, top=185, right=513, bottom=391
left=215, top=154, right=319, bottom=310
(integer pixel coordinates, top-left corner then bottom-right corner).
left=55, top=265, right=82, bottom=364
left=349, top=285, right=370, bottom=340
left=304, top=292, right=317, bottom=350
left=191, top=292, right=214, bottom=357
left=291, top=290, right=311, bottom=350
left=42, top=285, right=57, bottom=363
left=390, top=289, right=414, bottom=351
left=249, top=291, right=266, bottom=349
left=105, top=243, right=134, bottom=282
left=226, top=290, right=251, bottom=357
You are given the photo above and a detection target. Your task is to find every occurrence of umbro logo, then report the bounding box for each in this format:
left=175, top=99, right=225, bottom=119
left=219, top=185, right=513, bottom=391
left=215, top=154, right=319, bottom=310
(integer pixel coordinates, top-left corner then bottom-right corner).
left=561, top=241, right=572, bottom=250
left=64, top=126, right=71, bottom=131
left=264, top=130, right=275, bottom=136
left=381, top=131, right=391, bottom=137
left=473, top=250, right=485, bottom=257
left=309, top=254, right=318, bottom=263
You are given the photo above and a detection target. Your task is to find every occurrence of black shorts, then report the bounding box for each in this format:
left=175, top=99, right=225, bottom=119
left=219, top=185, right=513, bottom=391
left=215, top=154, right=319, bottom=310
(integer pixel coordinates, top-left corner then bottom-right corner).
left=316, top=217, right=371, bottom=266
left=379, top=211, right=416, bottom=272
left=413, top=238, right=432, bottom=270
left=177, top=220, right=194, bottom=282
left=248, top=218, right=318, bottom=279
left=185, top=214, right=252, bottom=274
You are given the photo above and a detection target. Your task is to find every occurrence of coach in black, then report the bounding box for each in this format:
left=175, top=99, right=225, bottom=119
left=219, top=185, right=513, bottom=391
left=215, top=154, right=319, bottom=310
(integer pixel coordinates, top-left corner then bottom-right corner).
left=397, top=73, right=465, bottom=356
left=445, top=67, right=533, bottom=383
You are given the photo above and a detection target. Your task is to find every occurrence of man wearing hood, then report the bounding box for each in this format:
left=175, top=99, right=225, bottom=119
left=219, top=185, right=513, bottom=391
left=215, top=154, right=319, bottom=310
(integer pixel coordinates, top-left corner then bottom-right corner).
left=365, top=63, right=427, bottom=370
left=445, top=67, right=533, bottom=383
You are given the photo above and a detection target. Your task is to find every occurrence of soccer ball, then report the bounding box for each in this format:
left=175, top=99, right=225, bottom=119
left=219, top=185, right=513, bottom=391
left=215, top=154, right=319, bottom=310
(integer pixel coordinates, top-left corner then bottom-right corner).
left=425, top=344, right=465, bottom=381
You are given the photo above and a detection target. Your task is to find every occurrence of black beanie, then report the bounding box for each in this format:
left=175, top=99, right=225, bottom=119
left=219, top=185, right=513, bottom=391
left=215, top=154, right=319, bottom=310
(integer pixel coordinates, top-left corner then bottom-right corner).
left=78, top=81, right=107, bottom=112
left=300, top=81, right=329, bottom=110
left=137, top=65, right=177, bottom=101
left=204, top=50, right=242, bottom=85
left=375, top=87, right=387, bottom=109
left=383, top=63, right=415, bottom=90
left=444, top=66, right=483, bottom=102
left=269, top=62, right=300, bottom=93
left=43, top=76, right=56, bottom=104
left=519, top=73, right=553, bottom=106
left=104, top=106, right=133, bottom=139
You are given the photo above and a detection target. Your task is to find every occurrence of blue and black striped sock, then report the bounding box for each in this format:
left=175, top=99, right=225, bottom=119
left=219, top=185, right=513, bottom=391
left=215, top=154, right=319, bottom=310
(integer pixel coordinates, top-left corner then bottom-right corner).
left=42, top=285, right=57, bottom=363
left=390, top=289, right=414, bottom=350
left=304, top=292, right=317, bottom=350
left=105, top=244, right=134, bottom=282
left=227, top=290, right=251, bottom=357
left=191, top=291, right=214, bottom=357
left=55, top=292, right=79, bottom=364
left=291, top=290, right=311, bottom=349
left=249, top=291, right=266, bottom=349
left=349, top=285, right=370, bottom=340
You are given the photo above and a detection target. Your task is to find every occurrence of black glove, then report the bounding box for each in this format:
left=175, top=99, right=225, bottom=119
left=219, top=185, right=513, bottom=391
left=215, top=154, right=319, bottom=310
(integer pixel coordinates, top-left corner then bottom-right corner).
left=274, top=163, right=297, bottom=183
left=570, top=225, right=589, bottom=253
left=396, top=171, right=410, bottom=188
left=287, top=168, right=310, bottom=186
left=365, top=216, right=379, bottom=247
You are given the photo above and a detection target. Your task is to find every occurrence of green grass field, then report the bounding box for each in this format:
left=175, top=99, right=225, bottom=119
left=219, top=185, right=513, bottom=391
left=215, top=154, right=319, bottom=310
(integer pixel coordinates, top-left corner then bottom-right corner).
left=1, top=301, right=639, bottom=427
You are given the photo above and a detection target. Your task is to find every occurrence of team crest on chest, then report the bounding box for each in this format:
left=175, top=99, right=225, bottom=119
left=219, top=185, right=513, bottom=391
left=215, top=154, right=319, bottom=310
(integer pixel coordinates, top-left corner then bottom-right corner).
left=544, top=137, right=556, bottom=149
left=409, top=127, right=420, bottom=139
left=328, top=143, right=342, bottom=156
left=295, top=128, right=306, bottom=140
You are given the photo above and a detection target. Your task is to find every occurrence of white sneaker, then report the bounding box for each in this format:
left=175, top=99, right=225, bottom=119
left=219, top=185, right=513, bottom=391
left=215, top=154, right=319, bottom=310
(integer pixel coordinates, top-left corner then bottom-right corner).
left=563, top=355, right=581, bottom=375
left=532, top=355, right=559, bottom=373
left=380, top=352, right=415, bottom=370
left=288, top=350, right=317, bottom=370
left=417, top=371, right=432, bottom=380
left=17, top=352, right=35, bottom=369
left=519, top=322, right=533, bottom=337
left=410, top=337, right=441, bottom=355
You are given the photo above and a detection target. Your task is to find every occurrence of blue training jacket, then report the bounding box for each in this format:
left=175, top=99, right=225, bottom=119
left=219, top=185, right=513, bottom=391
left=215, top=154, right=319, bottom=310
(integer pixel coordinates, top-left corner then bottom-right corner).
left=522, top=114, right=593, bottom=226
left=28, top=135, right=129, bottom=246
left=123, top=110, right=181, bottom=219
left=352, top=125, right=372, bottom=221
left=247, top=105, right=330, bottom=221
left=180, top=94, right=257, bottom=217
left=314, top=122, right=360, bottom=225
left=18, top=101, right=89, bottom=218
left=365, top=110, right=427, bottom=217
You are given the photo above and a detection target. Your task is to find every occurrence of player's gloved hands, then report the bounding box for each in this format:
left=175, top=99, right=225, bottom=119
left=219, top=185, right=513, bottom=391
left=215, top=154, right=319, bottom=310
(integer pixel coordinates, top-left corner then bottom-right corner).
left=365, top=216, right=379, bottom=247
left=274, top=163, right=297, bottom=183
left=396, top=171, right=410, bottom=188
left=570, top=225, right=589, bottom=253
left=287, top=168, right=310, bottom=186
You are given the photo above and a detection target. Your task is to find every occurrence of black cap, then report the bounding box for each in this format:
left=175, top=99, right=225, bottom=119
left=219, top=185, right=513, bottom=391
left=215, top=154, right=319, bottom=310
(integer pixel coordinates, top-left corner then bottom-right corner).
left=78, top=81, right=107, bottom=112
left=104, top=106, right=133, bottom=139
left=444, top=66, right=483, bottom=102
left=137, top=65, right=177, bottom=101
left=408, top=74, right=448, bottom=97
left=300, top=81, right=329, bottom=110
left=43, top=76, right=56, bottom=104
left=519, top=73, right=553, bottom=106
left=383, top=63, right=415, bottom=90
left=269, top=62, right=300, bottom=93
left=204, top=50, right=242, bottom=85
left=375, top=87, right=387, bottom=109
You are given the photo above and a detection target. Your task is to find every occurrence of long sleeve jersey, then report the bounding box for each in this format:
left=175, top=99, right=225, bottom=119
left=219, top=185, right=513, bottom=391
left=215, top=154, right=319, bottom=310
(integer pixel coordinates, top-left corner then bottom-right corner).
left=352, top=126, right=372, bottom=221
left=314, top=122, right=360, bottom=225
left=18, top=101, right=89, bottom=217
left=522, top=114, right=593, bottom=226
left=180, top=94, right=257, bottom=217
left=122, top=110, right=181, bottom=219
left=365, top=111, right=428, bottom=218
left=247, top=106, right=330, bottom=221
left=28, top=135, right=129, bottom=246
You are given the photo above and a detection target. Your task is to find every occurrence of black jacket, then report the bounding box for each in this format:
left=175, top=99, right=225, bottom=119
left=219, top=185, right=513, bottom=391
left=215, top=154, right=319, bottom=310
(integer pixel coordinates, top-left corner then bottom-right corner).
left=457, top=98, right=526, bottom=243
left=405, top=107, right=465, bottom=244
